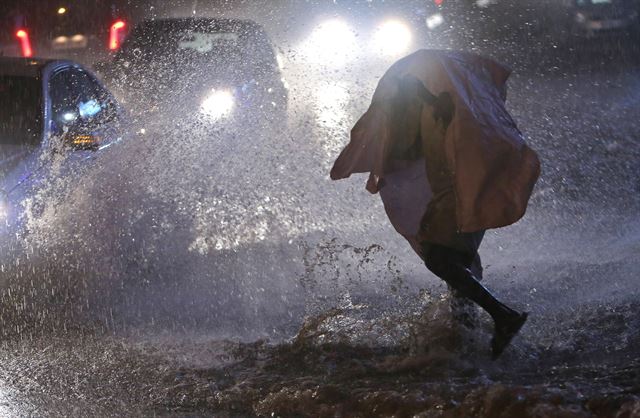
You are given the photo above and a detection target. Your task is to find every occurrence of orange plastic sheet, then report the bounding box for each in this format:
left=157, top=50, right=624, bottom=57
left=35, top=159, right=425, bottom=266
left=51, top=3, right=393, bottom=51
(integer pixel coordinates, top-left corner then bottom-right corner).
left=331, top=50, right=540, bottom=255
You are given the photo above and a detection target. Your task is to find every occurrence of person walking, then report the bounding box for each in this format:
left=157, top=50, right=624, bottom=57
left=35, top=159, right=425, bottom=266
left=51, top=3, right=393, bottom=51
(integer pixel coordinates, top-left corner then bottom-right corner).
left=330, top=50, right=540, bottom=359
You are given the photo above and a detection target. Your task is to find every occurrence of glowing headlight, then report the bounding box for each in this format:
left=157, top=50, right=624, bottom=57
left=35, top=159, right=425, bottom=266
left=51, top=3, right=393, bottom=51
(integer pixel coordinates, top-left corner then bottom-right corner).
left=62, top=112, right=77, bottom=122
left=373, top=20, right=413, bottom=57
left=200, top=89, right=234, bottom=119
left=302, top=19, right=358, bottom=67
left=53, top=36, right=69, bottom=45
left=426, top=13, right=445, bottom=30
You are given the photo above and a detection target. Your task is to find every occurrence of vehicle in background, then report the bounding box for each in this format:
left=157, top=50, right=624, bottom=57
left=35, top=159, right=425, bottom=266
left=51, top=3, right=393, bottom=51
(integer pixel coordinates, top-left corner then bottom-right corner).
left=463, top=0, right=640, bottom=46
left=45, top=2, right=130, bottom=63
left=567, top=0, right=639, bottom=37
left=295, top=0, right=455, bottom=67
left=98, top=18, right=288, bottom=127
left=0, top=6, right=32, bottom=58
left=0, top=57, right=126, bottom=237
left=0, top=1, right=130, bottom=65
left=290, top=0, right=542, bottom=76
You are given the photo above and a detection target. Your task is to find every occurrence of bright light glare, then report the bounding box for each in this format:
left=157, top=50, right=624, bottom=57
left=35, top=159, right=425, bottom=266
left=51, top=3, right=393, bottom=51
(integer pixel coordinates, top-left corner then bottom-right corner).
left=16, top=29, right=33, bottom=57
left=0, top=201, right=7, bottom=221
left=58, top=7, right=67, bottom=15
left=109, top=20, right=126, bottom=50
left=426, top=13, right=445, bottom=30
left=62, top=112, right=77, bottom=122
left=200, top=89, right=234, bottom=119
left=79, top=99, right=101, bottom=118
left=302, top=20, right=358, bottom=67
left=276, top=53, right=285, bottom=71
left=373, top=20, right=413, bottom=57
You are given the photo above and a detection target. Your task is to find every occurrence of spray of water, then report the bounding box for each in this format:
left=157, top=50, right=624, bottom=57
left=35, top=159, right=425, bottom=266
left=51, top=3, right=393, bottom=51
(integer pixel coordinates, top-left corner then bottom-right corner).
left=0, top=2, right=638, bottom=415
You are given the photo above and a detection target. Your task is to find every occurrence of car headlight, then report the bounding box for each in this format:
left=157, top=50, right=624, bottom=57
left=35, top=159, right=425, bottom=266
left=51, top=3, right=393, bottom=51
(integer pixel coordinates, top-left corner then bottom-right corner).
left=62, top=111, right=78, bottom=122
left=200, top=89, right=235, bottom=119
left=373, top=20, right=413, bottom=57
left=426, top=13, right=445, bottom=30
left=302, top=19, right=358, bottom=67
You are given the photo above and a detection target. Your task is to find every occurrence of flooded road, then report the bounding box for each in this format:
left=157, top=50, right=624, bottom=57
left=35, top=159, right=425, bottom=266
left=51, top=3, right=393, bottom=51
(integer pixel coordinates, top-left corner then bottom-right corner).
left=0, top=15, right=639, bottom=417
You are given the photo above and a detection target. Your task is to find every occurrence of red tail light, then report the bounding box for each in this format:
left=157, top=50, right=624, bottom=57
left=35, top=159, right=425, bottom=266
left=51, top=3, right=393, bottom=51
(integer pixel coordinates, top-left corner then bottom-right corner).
left=435, top=0, right=443, bottom=5
left=109, top=20, right=126, bottom=50
left=16, top=29, right=33, bottom=57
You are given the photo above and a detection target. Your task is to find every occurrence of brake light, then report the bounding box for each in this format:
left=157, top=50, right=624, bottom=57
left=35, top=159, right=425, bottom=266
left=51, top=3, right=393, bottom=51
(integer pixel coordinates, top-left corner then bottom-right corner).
left=16, top=29, right=33, bottom=57
left=435, top=0, right=443, bottom=5
left=109, top=20, right=126, bottom=50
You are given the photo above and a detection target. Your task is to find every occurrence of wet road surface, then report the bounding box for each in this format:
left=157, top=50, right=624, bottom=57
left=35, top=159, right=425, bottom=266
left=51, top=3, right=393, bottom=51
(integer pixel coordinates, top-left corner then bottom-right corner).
left=0, top=41, right=639, bottom=416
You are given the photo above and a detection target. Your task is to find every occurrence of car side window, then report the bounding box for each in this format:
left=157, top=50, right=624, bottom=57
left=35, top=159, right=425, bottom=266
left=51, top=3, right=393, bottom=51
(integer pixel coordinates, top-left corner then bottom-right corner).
left=49, top=67, right=115, bottom=133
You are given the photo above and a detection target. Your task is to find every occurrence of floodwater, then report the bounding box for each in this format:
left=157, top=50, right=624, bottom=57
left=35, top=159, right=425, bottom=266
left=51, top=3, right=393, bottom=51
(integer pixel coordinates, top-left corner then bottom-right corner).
left=0, top=6, right=639, bottom=417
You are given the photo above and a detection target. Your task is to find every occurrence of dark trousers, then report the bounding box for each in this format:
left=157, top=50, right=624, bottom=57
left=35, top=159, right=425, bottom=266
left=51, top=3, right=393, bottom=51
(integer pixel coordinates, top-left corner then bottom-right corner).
left=421, top=232, right=514, bottom=324
left=421, top=230, right=485, bottom=279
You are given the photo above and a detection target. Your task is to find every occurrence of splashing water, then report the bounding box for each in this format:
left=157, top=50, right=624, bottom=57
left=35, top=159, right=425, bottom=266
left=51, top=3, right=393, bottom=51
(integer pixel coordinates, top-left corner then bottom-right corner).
left=0, top=2, right=638, bottom=415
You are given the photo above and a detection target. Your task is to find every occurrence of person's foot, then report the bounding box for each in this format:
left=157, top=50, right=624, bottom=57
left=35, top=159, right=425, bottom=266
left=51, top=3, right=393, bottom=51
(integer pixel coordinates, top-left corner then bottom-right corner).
left=491, top=312, right=528, bottom=360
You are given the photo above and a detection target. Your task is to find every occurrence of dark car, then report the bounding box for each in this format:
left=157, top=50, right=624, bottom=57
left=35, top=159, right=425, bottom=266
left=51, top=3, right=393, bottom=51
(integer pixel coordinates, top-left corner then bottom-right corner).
left=100, top=18, right=288, bottom=127
left=468, top=0, right=640, bottom=46
left=45, top=2, right=130, bottom=62
left=0, top=57, right=126, bottom=237
left=0, top=6, right=32, bottom=58
left=568, top=0, right=639, bottom=37
left=0, top=1, right=129, bottom=63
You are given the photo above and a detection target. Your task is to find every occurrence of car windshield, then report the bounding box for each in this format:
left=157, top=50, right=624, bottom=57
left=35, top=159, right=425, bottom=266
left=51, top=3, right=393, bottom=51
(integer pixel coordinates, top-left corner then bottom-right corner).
left=122, top=23, right=242, bottom=58
left=0, top=75, right=42, bottom=146
left=118, top=20, right=276, bottom=70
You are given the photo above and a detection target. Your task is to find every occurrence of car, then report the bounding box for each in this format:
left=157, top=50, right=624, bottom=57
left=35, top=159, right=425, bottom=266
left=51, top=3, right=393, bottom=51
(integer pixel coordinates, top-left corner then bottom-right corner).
left=290, top=0, right=503, bottom=79
left=0, top=57, right=126, bottom=239
left=567, top=0, right=640, bottom=37
left=0, top=5, right=31, bottom=58
left=0, top=1, right=129, bottom=64
left=463, top=0, right=640, bottom=47
left=45, top=1, right=130, bottom=63
left=99, top=18, right=288, bottom=127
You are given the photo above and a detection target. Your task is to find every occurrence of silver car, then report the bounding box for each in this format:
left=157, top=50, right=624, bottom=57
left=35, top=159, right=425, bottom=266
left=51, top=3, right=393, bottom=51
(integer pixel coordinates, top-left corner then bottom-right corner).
left=0, top=57, right=126, bottom=236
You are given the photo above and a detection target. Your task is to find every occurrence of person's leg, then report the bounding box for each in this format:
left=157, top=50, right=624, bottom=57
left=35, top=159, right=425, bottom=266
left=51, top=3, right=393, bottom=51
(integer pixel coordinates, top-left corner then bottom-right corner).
left=422, top=243, right=527, bottom=358
left=423, top=244, right=515, bottom=321
left=465, top=231, right=485, bottom=280
left=448, top=232, right=484, bottom=327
